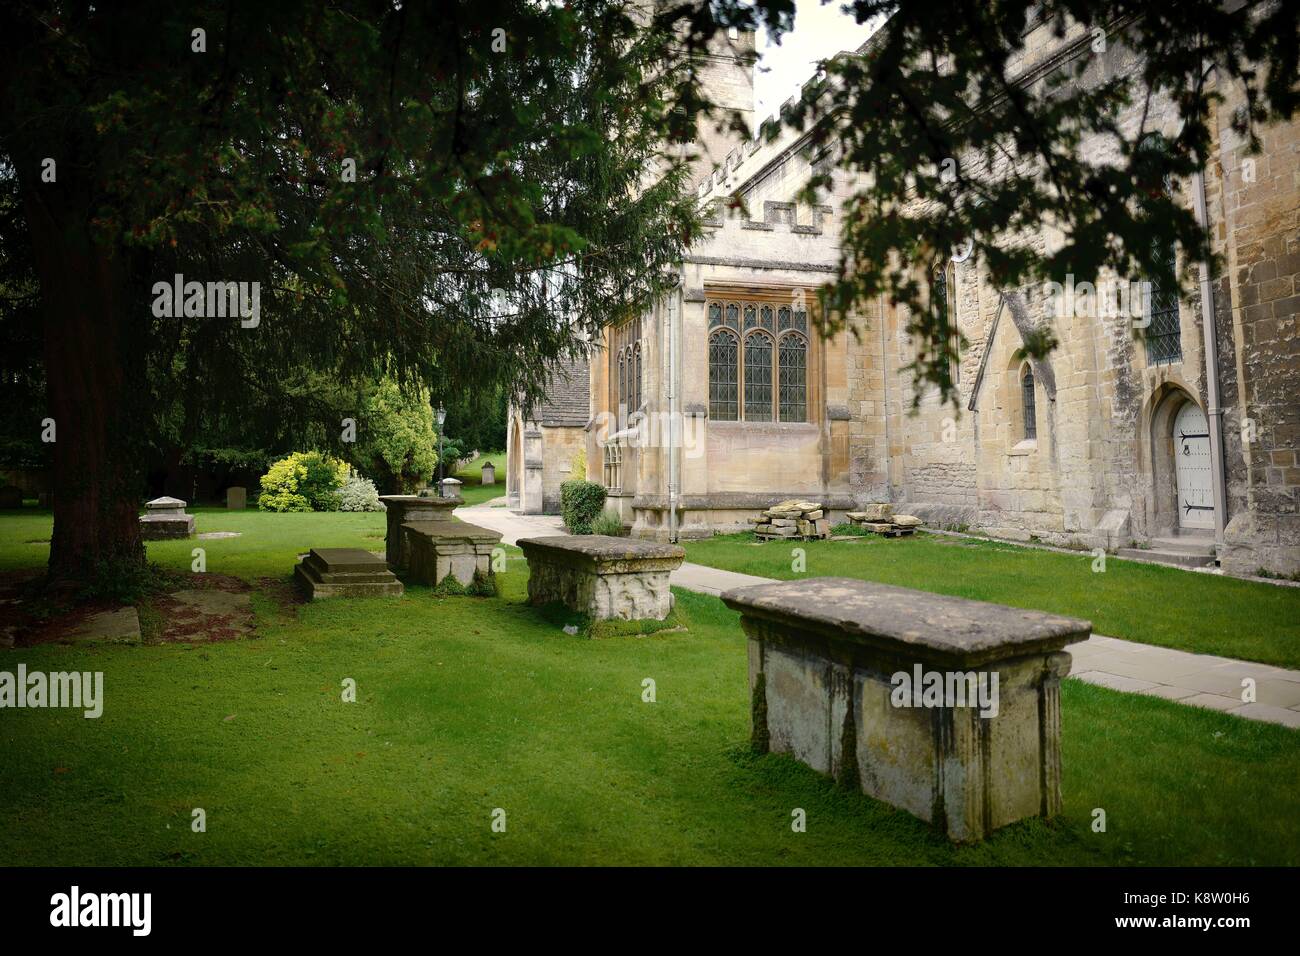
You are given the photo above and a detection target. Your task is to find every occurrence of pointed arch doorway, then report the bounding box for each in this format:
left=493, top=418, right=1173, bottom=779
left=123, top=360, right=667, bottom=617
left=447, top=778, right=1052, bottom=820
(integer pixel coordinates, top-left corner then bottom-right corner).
left=1173, top=403, right=1214, bottom=530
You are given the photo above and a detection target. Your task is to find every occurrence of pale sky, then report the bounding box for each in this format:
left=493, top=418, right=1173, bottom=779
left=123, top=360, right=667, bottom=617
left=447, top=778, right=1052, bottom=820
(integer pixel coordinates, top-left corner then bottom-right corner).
left=752, top=1, right=879, bottom=125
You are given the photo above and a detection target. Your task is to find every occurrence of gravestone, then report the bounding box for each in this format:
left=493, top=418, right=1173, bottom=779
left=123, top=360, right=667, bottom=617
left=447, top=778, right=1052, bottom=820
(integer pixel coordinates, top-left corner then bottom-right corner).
left=226, top=486, right=247, bottom=510
left=517, top=535, right=685, bottom=622
left=293, top=548, right=404, bottom=599
left=139, top=496, right=195, bottom=539
left=481, top=461, right=496, bottom=485
left=722, top=577, right=1088, bottom=843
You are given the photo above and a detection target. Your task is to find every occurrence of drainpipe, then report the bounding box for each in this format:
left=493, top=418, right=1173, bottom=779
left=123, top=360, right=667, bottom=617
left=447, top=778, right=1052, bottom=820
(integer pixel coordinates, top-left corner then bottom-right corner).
left=667, top=276, right=682, bottom=543
left=1191, top=168, right=1228, bottom=546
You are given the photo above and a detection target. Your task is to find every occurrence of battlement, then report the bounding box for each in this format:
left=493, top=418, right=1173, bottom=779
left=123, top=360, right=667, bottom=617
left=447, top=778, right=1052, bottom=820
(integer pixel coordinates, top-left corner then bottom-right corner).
left=701, top=199, right=835, bottom=236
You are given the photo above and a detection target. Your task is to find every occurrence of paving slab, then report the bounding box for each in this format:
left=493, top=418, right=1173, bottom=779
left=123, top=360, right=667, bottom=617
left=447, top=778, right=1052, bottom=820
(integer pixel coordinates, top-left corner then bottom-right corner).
left=65, top=607, right=141, bottom=645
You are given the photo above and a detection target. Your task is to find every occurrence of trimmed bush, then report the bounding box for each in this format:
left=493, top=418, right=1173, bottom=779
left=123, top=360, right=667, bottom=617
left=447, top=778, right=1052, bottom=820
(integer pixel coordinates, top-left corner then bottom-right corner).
left=590, top=509, right=624, bottom=537
left=338, top=471, right=384, bottom=512
left=560, top=479, right=607, bottom=535
left=259, top=451, right=348, bottom=512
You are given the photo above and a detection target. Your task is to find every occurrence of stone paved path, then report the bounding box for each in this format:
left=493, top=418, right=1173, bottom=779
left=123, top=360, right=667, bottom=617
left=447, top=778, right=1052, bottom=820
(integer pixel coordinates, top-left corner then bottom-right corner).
left=456, top=505, right=1300, bottom=729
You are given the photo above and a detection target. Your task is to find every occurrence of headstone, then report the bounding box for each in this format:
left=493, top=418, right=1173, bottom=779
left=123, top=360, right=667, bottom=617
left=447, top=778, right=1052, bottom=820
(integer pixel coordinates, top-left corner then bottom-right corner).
left=722, top=577, right=1087, bottom=843
left=0, top=485, right=22, bottom=509
left=139, top=496, right=195, bottom=539
left=481, top=461, right=496, bottom=485
left=226, top=486, right=247, bottom=510
left=439, top=477, right=463, bottom=499
left=517, top=535, right=685, bottom=622
left=293, top=548, right=404, bottom=599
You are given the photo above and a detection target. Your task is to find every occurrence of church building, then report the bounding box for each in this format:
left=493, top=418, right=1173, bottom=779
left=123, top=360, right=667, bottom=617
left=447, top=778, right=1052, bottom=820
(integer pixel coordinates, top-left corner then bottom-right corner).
left=509, top=11, right=1300, bottom=577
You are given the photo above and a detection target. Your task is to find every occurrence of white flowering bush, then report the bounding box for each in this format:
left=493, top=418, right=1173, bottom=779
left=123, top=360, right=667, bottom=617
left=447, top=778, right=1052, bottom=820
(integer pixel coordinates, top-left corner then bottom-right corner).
left=338, top=471, right=384, bottom=512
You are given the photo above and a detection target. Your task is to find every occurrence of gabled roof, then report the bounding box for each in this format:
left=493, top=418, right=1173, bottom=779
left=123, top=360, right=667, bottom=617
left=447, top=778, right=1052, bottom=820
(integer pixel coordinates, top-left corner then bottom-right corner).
left=536, top=353, right=590, bottom=427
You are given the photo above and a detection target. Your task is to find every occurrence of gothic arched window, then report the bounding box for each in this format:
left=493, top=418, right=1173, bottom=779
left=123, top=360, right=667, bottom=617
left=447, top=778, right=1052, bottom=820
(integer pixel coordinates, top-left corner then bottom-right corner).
left=1138, top=133, right=1182, bottom=365
left=632, top=342, right=642, bottom=415
left=1021, top=367, right=1037, bottom=441
left=743, top=330, right=773, bottom=421
left=709, top=328, right=739, bottom=421
left=778, top=332, right=807, bottom=422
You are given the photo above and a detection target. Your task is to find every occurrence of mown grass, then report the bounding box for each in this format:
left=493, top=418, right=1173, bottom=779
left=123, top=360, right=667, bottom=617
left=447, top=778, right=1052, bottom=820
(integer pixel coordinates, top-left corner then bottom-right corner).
left=0, top=508, right=1297, bottom=866
left=682, top=532, right=1300, bottom=669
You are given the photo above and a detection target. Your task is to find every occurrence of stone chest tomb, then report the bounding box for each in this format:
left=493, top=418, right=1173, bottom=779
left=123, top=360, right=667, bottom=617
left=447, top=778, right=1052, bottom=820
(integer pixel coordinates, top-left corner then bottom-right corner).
left=721, top=577, right=1088, bottom=842
left=517, top=535, right=685, bottom=622
left=379, top=494, right=501, bottom=588
left=139, top=496, right=195, bottom=540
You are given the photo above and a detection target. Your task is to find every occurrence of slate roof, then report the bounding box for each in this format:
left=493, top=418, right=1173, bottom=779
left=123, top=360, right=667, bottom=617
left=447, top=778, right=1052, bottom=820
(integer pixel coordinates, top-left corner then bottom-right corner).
left=536, top=353, right=590, bottom=427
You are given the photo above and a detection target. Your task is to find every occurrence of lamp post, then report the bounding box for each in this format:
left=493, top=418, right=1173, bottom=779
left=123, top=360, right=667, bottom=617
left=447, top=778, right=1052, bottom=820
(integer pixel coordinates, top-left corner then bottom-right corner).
left=436, top=404, right=447, bottom=482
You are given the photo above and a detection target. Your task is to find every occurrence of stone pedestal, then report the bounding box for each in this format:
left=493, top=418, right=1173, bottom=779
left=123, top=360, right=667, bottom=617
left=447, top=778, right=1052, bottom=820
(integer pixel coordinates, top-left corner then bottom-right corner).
left=378, top=494, right=462, bottom=569
left=226, top=486, right=247, bottom=509
left=721, top=577, right=1087, bottom=843
left=139, top=496, right=195, bottom=539
left=293, top=548, right=404, bottom=599
left=405, top=520, right=502, bottom=588
left=517, top=535, right=685, bottom=622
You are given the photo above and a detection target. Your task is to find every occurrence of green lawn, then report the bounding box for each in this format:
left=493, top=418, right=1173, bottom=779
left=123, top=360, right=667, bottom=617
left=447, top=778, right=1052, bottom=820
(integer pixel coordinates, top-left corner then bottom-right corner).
left=681, top=532, right=1300, bottom=670
left=0, top=507, right=1297, bottom=866
left=453, top=450, right=506, bottom=507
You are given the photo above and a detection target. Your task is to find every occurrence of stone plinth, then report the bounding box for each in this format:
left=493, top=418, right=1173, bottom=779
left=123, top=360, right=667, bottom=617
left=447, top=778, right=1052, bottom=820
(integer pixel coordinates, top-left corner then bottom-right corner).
left=139, top=496, right=195, bottom=539
left=405, top=519, right=502, bottom=588
left=226, top=486, right=247, bottom=509
left=517, top=535, right=685, bottom=622
left=721, top=577, right=1087, bottom=843
left=293, top=548, right=404, bottom=599
left=378, top=495, right=462, bottom=568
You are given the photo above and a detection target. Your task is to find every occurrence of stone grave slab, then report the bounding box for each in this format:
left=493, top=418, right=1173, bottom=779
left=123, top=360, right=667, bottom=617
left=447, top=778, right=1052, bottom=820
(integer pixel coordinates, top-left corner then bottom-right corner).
left=65, top=607, right=142, bottom=645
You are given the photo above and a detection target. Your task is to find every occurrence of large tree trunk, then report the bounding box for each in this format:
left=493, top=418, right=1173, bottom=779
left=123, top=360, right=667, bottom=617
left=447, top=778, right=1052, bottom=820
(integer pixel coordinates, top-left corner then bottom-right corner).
left=18, top=162, right=147, bottom=585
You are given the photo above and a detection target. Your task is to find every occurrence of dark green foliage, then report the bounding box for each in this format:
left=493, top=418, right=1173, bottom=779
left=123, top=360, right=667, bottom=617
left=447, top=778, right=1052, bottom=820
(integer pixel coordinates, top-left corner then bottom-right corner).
left=560, top=480, right=607, bottom=535
left=0, top=0, right=700, bottom=577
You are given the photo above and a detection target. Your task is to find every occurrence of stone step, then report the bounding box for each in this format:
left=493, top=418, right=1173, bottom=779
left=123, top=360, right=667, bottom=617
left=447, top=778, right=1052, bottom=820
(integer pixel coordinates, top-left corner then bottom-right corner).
left=1149, top=536, right=1216, bottom=555
left=294, top=549, right=404, bottom=600
left=1116, top=547, right=1216, bottom=569
left=297, top=559, right=398, bottom=587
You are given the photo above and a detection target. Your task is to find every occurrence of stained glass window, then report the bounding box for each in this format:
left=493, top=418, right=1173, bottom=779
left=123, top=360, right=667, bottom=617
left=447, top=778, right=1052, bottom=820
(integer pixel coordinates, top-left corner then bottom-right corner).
left=744, top=331, right=773, bottom=421
left=709, top=329, right=739, bottom=421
